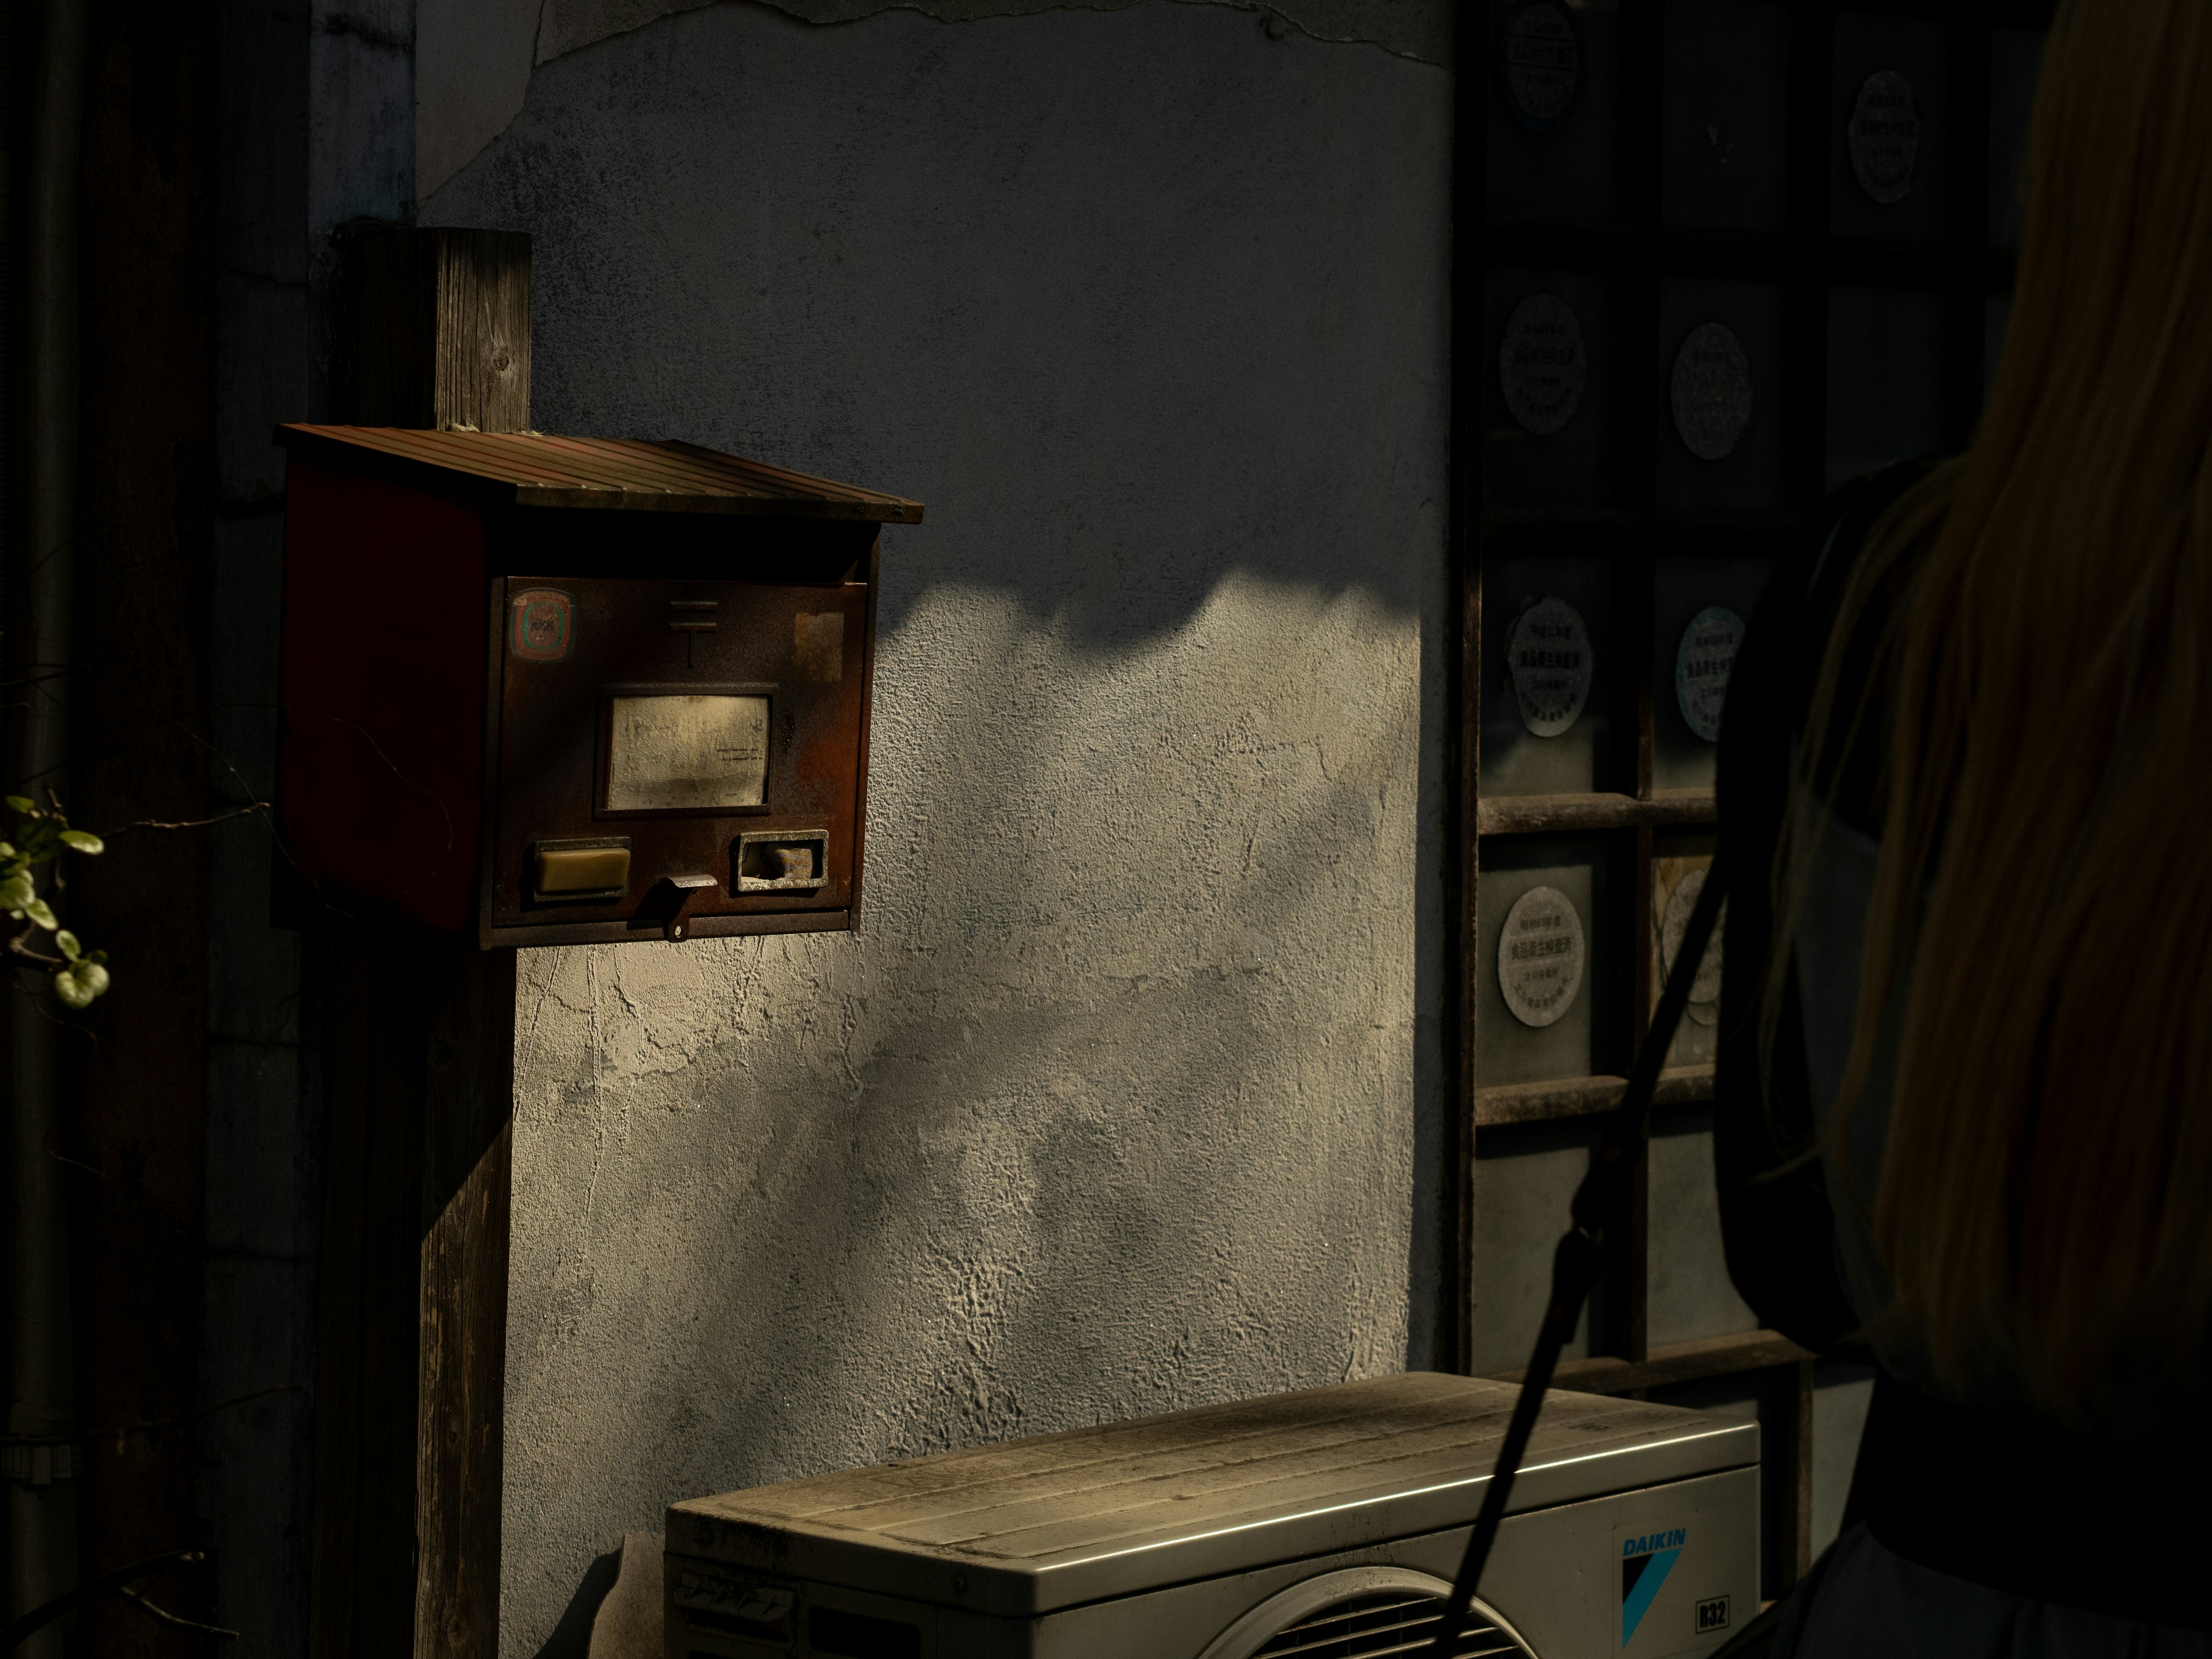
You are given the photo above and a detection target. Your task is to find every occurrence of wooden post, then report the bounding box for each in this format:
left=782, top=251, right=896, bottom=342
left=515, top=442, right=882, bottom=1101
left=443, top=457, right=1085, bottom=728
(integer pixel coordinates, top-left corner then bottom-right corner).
left=1758, top=1358, right=1816, bottom=1599
left=305, top=227, right=528, bottom=1659
left=347, top=228, right=532, bottom=435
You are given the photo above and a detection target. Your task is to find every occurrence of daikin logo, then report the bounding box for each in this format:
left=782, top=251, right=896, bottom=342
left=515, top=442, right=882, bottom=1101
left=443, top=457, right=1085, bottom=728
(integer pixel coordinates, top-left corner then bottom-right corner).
left=1620, top=1528, right=1686, bottom=1645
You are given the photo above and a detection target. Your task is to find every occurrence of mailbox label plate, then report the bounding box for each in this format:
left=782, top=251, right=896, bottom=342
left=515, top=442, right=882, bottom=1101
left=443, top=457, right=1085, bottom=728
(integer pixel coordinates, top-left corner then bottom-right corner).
left=606, top=694, right=770, bottom=812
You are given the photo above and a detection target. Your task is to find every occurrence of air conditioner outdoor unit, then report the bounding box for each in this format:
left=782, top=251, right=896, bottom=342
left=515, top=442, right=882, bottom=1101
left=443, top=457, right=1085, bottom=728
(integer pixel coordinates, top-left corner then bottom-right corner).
left=663, top=1372, right=1759, bottom=1659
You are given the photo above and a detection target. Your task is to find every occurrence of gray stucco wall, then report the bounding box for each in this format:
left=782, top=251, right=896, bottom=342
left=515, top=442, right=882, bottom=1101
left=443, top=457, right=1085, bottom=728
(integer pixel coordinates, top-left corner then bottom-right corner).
left=423, top=4, right=1452, bottom=1650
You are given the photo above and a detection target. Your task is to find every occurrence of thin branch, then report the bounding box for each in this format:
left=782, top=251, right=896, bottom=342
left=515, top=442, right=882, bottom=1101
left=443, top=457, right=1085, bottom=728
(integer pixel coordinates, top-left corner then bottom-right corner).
left=119, top=1585, right=238, bottom=1641
left=102, top=801, right=270, bottom=836
left=95, top=1384, right=306, bottom=1452
left=5, top=976, right=107, bottom=1048
left=8, top=929, right=64, bottom=969
left=0, top=1551, right=204, bottom=1651
left=0, top=1383, right=306, bottom=1454
left=46, top=1144, right=109, bottom=1180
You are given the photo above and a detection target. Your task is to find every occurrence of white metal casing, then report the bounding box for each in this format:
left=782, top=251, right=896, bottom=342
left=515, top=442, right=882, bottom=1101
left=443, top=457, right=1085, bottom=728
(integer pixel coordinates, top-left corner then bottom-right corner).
left=665, top=1372, right=1759, bottom=1659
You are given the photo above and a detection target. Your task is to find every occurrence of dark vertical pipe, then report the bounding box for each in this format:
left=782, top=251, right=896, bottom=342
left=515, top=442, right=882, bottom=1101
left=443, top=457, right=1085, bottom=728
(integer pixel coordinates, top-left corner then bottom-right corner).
left=1446, top=0, right=1492, bottom=1378
left=8, top=1, right=87, bottom=1653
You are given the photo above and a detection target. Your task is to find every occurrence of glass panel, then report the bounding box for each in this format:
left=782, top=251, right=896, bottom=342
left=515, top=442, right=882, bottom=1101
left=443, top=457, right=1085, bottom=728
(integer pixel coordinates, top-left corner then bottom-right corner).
left=1657, top=279, right=1788, bottom=513
left=1650, top=828, right=1721, bottom=1069
left=1484, top=270, right=1616, bottom=513
left=1827, top=286, right=1944, bottom=493
left=1661, top=0, right=1791, bottom=232
left=1653, top=560, right=1770, bottom=793
left=1468, top=1118, right=1613, bottom=1373
left=1812, top=1363, right=1878, bottom=1556
left=1482, top=552, right=1619, bottom=797
left=1830, top=12, right=1949, bottom=243
left=1647, top=1106, right=1760, bottom=1346
left=1477, top=834, right=1616, bottom=1086
left=1487, top=0, right=1622, bottom=228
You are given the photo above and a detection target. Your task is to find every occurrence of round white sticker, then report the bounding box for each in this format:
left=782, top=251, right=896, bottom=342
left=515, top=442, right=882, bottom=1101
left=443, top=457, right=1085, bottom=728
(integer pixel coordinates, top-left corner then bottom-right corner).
left=1671, top=323, right=1753, bottom=462
left=1499, top=0, right=1581, bottom=132
left=1659, top=867, right=1726, bottom=1024
left=1499, top=885, right=1587, bottom=1029
left=1499, top=294, right=1587, bottom=436
left=1675, top=606, right=1745, bottom=743
left=1850, top=70, right=1922, bottom=205
left=1505, top=597, right=1593, bottom=738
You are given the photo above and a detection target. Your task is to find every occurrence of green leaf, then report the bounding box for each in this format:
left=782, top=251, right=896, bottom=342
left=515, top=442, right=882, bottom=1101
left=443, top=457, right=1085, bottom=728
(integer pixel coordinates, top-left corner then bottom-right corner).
left=0, top=873, right=34, bottom=912
left=53, top=959, right=109, bottom=1009
left=0, top=843, right=16, bottom=861
left=58, top=830, right=103, bottom=855
left=54, top=930, right=80, bottom=962
left=5, top=796, right=36, bottom=815
left=24, top=898, right=57, bottom=931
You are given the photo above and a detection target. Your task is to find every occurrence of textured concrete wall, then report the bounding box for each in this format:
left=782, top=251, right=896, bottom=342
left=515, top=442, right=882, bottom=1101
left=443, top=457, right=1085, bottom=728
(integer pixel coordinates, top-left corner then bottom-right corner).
left=423, top=4, right=1452, bottom=1652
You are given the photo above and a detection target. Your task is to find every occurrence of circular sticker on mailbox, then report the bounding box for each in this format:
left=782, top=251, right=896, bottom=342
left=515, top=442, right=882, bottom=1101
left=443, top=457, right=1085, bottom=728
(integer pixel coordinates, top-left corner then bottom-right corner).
left=1659, top=867, right=1726, bottom=1025
left=1499, top=0, right=1582, bottom=132
left=1675, top=606, right=1744, bottom=743
left=1499, top=885, right=1586, bottom=1028
left=1850, top=70, right=1922, bottom=205
left=1506, top=597, right=1592, bottom=738
left=1500, top=293, right=1587, bottom=436
left=1671, top=323, right=1753, bottom=462
left=510, top=588, right=574, bottom=663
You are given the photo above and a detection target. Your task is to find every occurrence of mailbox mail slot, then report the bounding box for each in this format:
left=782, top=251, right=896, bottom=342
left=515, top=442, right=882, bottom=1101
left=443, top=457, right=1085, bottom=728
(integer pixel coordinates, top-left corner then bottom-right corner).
left=274, top=425, right=923, bottom=946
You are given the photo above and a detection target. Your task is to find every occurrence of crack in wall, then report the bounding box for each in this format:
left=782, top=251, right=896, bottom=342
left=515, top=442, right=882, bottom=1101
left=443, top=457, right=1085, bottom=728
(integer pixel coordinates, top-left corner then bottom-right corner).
left=539, top=0, right=1450, bottom=67
left=419, top=0, right=1450, bottom=201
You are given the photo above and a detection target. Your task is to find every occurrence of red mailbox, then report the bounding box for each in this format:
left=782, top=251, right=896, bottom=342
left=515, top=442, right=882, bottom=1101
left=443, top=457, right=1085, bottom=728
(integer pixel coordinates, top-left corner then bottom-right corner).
left=275, top=425, right=922, bottom=946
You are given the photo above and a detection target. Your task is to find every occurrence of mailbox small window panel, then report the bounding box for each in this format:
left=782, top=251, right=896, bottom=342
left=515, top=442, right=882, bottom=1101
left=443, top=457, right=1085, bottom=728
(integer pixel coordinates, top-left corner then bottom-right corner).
left=275, top=425, right=923, bottom=946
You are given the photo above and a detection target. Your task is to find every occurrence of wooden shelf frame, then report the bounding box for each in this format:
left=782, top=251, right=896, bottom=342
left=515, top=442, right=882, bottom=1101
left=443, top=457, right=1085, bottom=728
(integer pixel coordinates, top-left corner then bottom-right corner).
left=1471, top=1062, right=1713, bottom=1128
left=1476, top=789, right=1714, bottom=837
left=1450, top=0, right=2045, bottom=1599
left=1484, top=1328, right=1811, bottom=1394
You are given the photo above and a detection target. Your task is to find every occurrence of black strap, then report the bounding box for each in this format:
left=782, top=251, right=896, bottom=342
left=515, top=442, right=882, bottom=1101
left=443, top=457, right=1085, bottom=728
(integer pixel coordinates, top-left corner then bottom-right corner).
left=1424, top=853, right=1730, bottom=1655
left=1429, top=462, right=1925, bottom=1653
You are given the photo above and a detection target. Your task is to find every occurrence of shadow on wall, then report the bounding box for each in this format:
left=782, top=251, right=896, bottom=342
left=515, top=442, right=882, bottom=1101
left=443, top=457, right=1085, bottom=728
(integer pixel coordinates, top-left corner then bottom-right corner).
left=423, top=0, right=1450, bottom=647
left=494, top=578, right=1442, bottom=1650
left=422, top=5, right=1453, bottom=1656
left=535, top=1532, right=662, bottom=1659
left=535, top=1541, right=622, bottom=1659
left=501, top=578, right=1431, bottom=1562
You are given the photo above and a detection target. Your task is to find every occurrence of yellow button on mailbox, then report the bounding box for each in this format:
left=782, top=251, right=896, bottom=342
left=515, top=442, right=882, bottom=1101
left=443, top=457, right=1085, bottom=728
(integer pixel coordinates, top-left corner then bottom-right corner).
left=535, top=842, right=631, bottom=899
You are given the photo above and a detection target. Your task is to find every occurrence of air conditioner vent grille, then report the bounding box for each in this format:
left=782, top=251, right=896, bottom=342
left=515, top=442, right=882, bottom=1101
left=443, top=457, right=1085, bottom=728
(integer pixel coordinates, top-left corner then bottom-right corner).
left=1251, top=1590, right=1530, bottom=1659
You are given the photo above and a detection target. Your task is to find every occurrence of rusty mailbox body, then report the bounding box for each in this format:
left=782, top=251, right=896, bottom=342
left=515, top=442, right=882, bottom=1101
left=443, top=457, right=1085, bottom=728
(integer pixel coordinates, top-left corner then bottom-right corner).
left=275, top=425, right=922, bottom=946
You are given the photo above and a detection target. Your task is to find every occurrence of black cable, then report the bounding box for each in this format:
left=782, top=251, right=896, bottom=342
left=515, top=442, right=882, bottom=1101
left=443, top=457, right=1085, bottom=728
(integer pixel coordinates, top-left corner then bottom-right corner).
left=1423, top=851, right=1730, bottom=1656
left=1, top=1549, right=205, bottom=1652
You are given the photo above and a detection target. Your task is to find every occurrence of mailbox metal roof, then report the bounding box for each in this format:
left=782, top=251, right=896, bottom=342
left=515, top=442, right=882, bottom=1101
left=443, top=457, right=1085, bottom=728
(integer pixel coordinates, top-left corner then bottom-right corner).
left=665, top=1372, right=1756, bottom=1616
left=275, top=424, right=925, bottom=522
